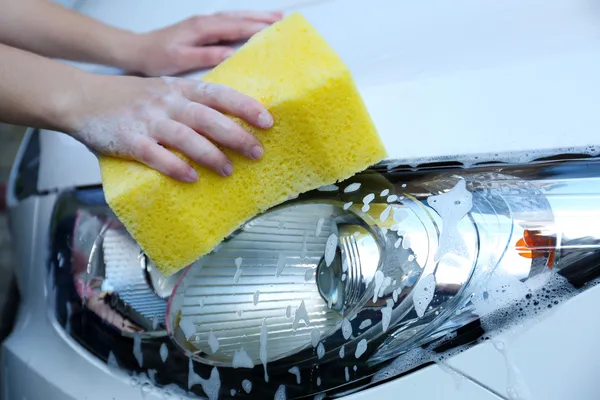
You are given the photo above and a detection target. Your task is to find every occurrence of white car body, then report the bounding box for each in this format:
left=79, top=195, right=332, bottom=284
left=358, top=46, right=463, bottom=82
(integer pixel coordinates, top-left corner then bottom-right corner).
left=2, top=0, right=600, bottom=399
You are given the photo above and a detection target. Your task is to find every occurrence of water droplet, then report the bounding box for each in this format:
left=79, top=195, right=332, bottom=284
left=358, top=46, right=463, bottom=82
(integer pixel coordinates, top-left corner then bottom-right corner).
left=274, top=384, right=287, bottom=400
left=317, top=342, right=325, bottom=359
left=208, top=331, right=219, bottom=354
left=355, top=339, right=368, bottom=358
left=159, top=343, right=168, bottom=362
left=288, top=366, right=301, bottom=384
left=342, top=318, right=352, bottom=340
left=242, top=379, right=252, bottom=394
left=344, top=183, right=361, bottom=193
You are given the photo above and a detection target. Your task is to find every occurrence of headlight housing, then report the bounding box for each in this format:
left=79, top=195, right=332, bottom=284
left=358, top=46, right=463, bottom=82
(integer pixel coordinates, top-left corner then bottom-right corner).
left=49, top=155, right=600, bottom=399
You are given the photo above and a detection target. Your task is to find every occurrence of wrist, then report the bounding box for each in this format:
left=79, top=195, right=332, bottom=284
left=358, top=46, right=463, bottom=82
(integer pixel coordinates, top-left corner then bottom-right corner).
left=109, top=30, right=151, bottom=74
left=47, top=69, right=101, bottom=135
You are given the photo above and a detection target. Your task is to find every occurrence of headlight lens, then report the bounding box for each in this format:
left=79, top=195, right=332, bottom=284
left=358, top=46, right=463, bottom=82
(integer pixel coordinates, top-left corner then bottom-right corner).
left=49, top=156, right=600, bottom=399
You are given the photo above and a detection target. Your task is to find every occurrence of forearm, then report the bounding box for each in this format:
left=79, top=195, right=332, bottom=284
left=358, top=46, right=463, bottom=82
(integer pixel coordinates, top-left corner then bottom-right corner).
left=0, top=43, right=90, bottom=133
left=0, top=0, right=141, bottom=71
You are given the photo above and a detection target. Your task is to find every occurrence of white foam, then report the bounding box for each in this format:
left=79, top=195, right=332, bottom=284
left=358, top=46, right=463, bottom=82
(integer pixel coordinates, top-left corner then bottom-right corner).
left=373, top=270, right=385, bottom=303
left=359, top=319, right=372, bottom=330
left=133, top=333, right=143, bottom=368
left=402, top=235, right=411, bottom=250
left=234, top=260, right=243, bottom=283
left=242, top=379, right=252, bottom=394
left=285, top=305, right=292, bottom=318
left=353, top=365, right=358, bottom=372
left=363, top=193, right=375, bottom=205
left=315, top=218, right=325, bottom=237
left=387, top=195, right=398, bottom=203
left=159, top=343, right=168, bottom=363
left=381, top=189, right=390, bottom=197
left=188, top=359, right=221, bottom=400
left=317, top=377, right=322, bottom=386
left=427, top=179, right=473, bottom=262
left=381, top=299, right=393, bottom=332
left=408, top=254, right=415, bottom=262
left=199, top=366, right=221, bottom=400
left=339, top=345, right=345, bottom=359
left=380, top=205, right=392, bottom=222
left=311, top=328, right=321, bottom=347
left=232, top=348, right=255, bottom=369
left=394, top=238, right=402, bottom=248
left=413, top=274, right=436, bottom=318
left=198, top=298, right=205, bottom=307
left=292, top=300, right=310, bottom=330
left=208, top=331, right=219, bottom=354
left=393, top=208, right=407, bottom=223
left=260, top=319, right=269, bottom=382
left=253, top=290, right=260, bottom=305
left=288, top=366, right=301, bottom=384
left=355, top=339, right=368, bottom=358
left=343, top=202, right=353, bottom=210
left=393, top=288, right=399, bottom=303
left=317, top=342, right=325, bottom=359
left=344, top=183, right=361, bottom=193
left=275, top=385, right=287, bottom=400
left=318, top=184, right=338, bottom=192
left=230, top=389, right=237, bottom=396
left=276, top=253, right=286, bottom=277
left=342, top=318, right=353, bottom=340
left=305, top=268, right=314, bottom=281
left=179, top=318, right=196, bottom=340
left=315, top=394, right=325, bottom=400
left=325, top=234, right=338, bottom=267
left=345, top=366, right=350, bottom=381
left=362, top=204, right=371, bottom=212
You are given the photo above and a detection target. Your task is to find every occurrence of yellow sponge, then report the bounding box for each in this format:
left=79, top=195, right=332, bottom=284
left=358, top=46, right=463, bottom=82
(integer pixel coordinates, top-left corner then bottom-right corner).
left=99, top=12, right=387, bottom=276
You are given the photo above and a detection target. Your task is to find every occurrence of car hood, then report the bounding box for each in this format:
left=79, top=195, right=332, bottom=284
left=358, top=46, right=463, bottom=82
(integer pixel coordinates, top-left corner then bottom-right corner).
left=37, top=0, right=600, bottom=192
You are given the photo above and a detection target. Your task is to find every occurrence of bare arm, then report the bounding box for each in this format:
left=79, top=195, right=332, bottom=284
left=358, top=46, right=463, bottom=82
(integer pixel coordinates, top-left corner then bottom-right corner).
left=0, top=43, right=274, bottom=182
left=0, top=0, right=139, bottom=71
left=0, top=0, right=283, bottom=76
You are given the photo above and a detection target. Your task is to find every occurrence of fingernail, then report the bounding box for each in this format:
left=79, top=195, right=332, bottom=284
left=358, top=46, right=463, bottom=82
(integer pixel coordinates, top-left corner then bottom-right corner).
left=185, top=168, right=199, bottom=183
left=250, top=146, right=264, bottom=160
left=223, top=49, right=235, bottom=59
left=257, top=111, right=274, bottom=128
left=222, top=162, right=234, bottom=177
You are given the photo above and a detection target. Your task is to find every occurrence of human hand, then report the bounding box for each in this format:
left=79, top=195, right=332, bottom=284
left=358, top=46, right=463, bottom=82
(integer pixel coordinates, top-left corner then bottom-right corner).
left=130, top=11, right=283, bottom=76
left=65, top=73, right=273, bottom=182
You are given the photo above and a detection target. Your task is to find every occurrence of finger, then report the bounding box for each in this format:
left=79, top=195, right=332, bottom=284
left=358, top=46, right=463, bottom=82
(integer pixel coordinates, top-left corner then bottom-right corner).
left=199, top=18, right=271, bottom=44
left=175, top=45, right=235, bottom=70
left=132, top=137, right=199, bottom=183
left=216, top=11, right=284, bottom=23
left=176, top=80, right=273, bottom=129
left=175, top=101, right=265, bottom=161
left=151, top=119, right=233, bottom=177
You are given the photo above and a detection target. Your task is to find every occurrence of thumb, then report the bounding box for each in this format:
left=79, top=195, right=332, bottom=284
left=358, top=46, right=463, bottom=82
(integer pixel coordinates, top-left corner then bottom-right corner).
left=178, top=46, right=235, bottom=70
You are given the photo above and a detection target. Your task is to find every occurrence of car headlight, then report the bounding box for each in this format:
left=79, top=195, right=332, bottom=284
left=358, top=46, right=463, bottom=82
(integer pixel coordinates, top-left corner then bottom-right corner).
left=48, top=155, right=600, bottom=399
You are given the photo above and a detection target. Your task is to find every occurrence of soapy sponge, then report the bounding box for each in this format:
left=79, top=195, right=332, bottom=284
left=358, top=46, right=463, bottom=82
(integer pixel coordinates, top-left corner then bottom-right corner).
left=99, top=12, right=387, bottom=276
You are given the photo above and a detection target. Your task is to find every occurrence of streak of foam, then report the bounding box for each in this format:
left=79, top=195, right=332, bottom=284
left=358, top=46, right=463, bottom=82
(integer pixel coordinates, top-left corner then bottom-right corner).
left=427, top=179, right=473, bottom=262
left=412, top=274, right=436, bottom=318
left=292, top=300, right=310, bottom=331
left=232, top=348, right=254, bottom=369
